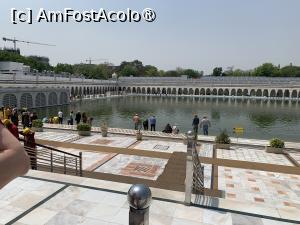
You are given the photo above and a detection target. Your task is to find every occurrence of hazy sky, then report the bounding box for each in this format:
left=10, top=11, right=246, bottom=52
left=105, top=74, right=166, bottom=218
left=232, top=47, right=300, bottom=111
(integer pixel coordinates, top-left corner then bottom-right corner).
left=1, top=0, right=299, bottom=74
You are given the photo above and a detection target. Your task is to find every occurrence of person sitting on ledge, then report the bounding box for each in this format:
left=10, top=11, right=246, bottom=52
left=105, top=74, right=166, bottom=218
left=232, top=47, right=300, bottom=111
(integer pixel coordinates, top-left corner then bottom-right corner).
left=0, top=120, right=30, bottom=189
left=162, top=123, right=173, bottom=133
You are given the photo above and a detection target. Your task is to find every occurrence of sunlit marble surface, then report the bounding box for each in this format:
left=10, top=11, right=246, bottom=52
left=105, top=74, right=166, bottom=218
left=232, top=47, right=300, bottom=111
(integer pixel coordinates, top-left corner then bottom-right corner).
left=72, top=134, right=137, bottom=148
left=35, top=131, right=81, bottom=143
left=0, top=177, right=63, bottom=224
left=94, top=154, right=168, bottom=180
left=217, top=147, right=293, bottom=166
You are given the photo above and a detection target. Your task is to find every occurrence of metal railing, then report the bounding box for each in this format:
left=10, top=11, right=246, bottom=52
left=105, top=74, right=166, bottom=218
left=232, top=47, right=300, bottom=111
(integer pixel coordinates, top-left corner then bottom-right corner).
left=185, top=131, right=204, bottom=205
left=19, top=138, right=83, bottom=176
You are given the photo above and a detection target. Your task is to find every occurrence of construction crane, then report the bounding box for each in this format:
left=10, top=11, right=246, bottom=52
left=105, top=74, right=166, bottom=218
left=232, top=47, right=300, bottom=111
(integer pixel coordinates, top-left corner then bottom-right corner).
left=2, top=37, right=55, bottom=51
left=85, top=58, right=108, bottom=65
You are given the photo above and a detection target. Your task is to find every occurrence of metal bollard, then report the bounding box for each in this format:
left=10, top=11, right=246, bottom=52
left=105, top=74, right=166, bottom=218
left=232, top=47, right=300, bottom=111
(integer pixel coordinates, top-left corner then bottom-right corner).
left=184, top=130, right=195, bottom=205
left=127, top=184, right=152, bottom=225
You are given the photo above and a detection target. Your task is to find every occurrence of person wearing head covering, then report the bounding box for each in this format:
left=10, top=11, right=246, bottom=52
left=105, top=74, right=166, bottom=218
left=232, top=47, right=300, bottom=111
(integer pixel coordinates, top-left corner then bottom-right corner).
left=3, top=119, right=19, bottom=139
left=192, top=115, right=200, bottom=134
left=21, top=128, right=37, bottom=170
left=162, top=123, right=172, bottom=133
left=11, top=108, right=19, bottom=127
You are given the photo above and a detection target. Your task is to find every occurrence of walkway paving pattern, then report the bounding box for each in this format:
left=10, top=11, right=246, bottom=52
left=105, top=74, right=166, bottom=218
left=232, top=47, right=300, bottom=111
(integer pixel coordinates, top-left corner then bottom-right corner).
left=6, top=126, right=300, bottom=224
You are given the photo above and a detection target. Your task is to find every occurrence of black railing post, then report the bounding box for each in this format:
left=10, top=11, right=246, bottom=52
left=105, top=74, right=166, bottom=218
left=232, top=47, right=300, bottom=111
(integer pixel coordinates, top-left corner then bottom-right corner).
left=63, top=155, right=66, bottom=174
left=79, top=152, right=83, bottom=177
left=50, top=151, right=53, bottom=172
left=75, top=158, right=78, bottom=176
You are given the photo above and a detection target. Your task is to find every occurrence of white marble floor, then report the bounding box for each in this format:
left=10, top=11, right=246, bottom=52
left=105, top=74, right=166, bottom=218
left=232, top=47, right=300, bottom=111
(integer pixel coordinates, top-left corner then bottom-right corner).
left=218, top=166, right=300, bottom=213
left=72, top=134, right=137, bottom=148
left=11, top=184, right=297, bottom=225
left=132, top=140, right=187, bottom=153
left=217, top=147, right=293, bottom=166
left=0, top=177, right=63, bottom=224
left=94, top=154, right=168, bottom=180
left=35, top=131, right=81, bottom=143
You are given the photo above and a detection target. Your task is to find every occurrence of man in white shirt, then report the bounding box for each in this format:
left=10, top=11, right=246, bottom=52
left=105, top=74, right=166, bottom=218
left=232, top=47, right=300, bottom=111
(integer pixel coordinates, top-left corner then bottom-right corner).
left=58, top=110, right=63, bottom=124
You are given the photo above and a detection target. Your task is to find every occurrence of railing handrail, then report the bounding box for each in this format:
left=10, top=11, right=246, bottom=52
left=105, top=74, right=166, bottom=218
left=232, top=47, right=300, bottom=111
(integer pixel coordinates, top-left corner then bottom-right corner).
left=19, top=137, right=80, bottom=158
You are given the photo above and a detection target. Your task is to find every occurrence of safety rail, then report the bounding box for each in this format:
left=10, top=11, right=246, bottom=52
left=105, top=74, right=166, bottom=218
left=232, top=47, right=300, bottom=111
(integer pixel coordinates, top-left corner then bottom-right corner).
left=185, top=131, right=204, bottom=205
left=19, top=138, right=83, bottom=176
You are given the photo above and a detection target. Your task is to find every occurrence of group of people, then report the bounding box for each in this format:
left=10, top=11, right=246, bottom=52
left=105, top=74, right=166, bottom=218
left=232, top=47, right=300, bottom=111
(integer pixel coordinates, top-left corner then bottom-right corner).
left=69, top=111, right=93, bottom=126
left=133, top=114, right=157, bottom=131
left=192, top=115, right=211, bottom=135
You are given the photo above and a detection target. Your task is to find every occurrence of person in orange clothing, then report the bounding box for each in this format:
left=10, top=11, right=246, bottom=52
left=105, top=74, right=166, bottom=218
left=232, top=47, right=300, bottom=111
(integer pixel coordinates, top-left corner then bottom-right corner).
left=3, top=119, right=19, bottom=139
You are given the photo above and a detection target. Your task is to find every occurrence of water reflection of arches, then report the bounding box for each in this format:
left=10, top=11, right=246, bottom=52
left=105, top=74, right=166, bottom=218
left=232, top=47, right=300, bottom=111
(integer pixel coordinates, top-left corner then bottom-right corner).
left=250, top=113, right=277, bottom=128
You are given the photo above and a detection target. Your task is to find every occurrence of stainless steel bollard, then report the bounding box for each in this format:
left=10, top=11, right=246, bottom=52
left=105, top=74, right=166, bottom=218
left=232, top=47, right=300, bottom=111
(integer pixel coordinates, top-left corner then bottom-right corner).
left=127, top=184, right=152, bottom=225
left=185, top=130, right=195, bottom=205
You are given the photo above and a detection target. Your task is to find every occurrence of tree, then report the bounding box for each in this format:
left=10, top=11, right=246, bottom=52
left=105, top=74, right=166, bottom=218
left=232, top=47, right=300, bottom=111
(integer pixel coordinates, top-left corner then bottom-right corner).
left=212, top=67, right=223, bottom=76
left=144, top=65, right=158, bottom=76
left=253, top=63, right=280, bottom=77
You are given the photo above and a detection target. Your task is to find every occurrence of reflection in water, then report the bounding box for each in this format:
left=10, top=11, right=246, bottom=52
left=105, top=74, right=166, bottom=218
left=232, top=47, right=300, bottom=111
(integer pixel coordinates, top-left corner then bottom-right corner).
left=35, top=96, right=300, bottom=141
left=249, top=114, right=276, bottom=128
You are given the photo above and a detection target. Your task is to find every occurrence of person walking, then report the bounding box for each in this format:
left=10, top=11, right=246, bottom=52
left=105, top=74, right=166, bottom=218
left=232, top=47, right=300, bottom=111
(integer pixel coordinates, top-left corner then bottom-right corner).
left=143, top=119, right=149, bottom=130
left=68, top=111, right=74, bottom=125
left=149, top=116, right=156, bottom=131
left=200, top=116, right=211, bottom=136
left=132, top=114, right=140, bottom=130
left=58, top=110, right=63, bottom=124
left=75, top=111, right=81, bottom=125
left=192, top=115, right=200, bottom=134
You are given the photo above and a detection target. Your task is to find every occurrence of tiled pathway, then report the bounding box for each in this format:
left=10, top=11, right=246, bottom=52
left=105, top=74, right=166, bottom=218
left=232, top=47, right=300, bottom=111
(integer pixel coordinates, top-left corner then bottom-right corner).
left=1, top=174, right=297, bottom=225
left=35, top=131, right=81, bottom=143
left=72, top=134, right=136, bottom=148
left=0, top=177, right=63, bottom=224
left=217, top=147, right=293, bottom=166
left=94, top=154, right=168, bottom=180
left=218, top=167, right=300, bottom=213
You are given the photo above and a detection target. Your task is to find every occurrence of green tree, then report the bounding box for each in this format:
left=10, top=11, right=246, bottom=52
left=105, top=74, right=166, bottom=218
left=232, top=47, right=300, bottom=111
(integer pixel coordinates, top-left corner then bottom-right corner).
left=212, top=67, right=223, bottom=76
left=253, top=63, right=280, bottom=77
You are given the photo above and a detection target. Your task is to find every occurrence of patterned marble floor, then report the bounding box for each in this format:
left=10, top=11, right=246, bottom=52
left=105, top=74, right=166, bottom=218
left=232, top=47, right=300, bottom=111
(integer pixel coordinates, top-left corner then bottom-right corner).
left=0, top=177, right=64, bottom=224
left=35, top=131, right=81, bottom=143
left=72, top=134, right=137, bottom=148
left=56, top=148, right=117, bottom=171
left=218, top=166, right=300, bottom=212
left=8, top=180, right=296, bottom=225
left=132, top=140, right=187, bottom=153
left=217, top=147, right=293, bottom=166
left=94, top=154, right=168, bottom=180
